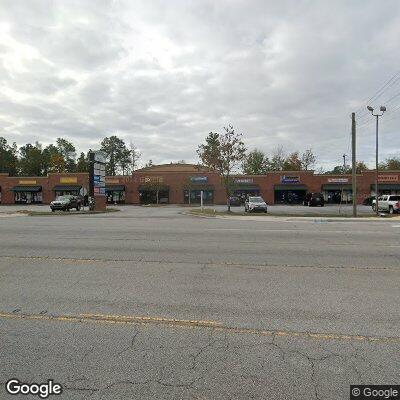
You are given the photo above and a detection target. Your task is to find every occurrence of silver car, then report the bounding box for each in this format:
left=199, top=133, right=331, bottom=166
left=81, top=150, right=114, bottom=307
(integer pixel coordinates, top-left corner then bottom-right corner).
left=245, top=196, right=268, bottom=213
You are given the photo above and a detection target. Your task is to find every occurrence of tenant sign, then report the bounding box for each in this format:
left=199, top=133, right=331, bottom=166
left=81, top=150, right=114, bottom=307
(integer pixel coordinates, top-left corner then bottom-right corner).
left=378, top=175, right=399, bottom=182
left=190, top=176, right=208, bottom=183
left=328, top=178, right=349, bottom=183
left=234, top=178, right=254, bottom=184
left=281, top=175, right=300, bottom=184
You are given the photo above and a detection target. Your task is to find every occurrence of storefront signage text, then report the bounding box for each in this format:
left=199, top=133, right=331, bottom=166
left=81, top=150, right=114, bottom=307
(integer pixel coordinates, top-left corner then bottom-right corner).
left=19, top=180, right=37, bottom=185
left=60, top=177, right=77, bottom=184
left=106, top=179, right=120, bottom=184
left=378, top=175, right=399, bottom=182
left=234, top=178, right=254, bottom=184
left=280, top=175, right=300, bottom=184
left=190, top=176, right=208, bottom=183
left=140, top=176, right=164, bottom=183
left=327, top=178, right=349, bottom=183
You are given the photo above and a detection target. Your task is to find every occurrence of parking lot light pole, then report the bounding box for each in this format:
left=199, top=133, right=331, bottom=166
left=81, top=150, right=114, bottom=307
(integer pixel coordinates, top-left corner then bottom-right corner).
left=367, top=105, right=386, bottom=216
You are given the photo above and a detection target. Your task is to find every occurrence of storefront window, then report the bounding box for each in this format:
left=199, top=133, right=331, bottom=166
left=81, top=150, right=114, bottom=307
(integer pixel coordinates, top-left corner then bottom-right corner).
left=14, top=192, right=42, bottom=204
left=106, top=191, right=125, bottom=204
left=184, top=190, right=214, bottom=204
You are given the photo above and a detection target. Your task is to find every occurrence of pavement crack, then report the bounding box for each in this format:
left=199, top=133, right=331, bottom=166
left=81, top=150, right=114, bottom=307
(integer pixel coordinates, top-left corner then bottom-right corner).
left=117, top=326, right=140, bottom=356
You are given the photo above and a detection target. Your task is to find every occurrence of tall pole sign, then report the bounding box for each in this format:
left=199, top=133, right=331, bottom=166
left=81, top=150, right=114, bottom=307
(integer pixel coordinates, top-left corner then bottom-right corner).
left=89, top=150, right=107, bottom=211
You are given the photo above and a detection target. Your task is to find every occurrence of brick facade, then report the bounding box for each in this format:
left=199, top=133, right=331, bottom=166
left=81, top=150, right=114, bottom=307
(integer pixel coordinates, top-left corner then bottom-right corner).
left=1, top=164, right=400, bottom=205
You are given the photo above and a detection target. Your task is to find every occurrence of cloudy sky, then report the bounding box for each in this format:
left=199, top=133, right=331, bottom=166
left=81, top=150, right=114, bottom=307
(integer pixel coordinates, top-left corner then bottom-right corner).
left=1, top=0, right=400, bottom=170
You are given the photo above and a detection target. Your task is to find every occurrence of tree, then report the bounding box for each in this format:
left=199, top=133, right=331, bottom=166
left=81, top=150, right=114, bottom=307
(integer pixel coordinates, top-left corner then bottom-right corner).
left=0, top=137, right=18, bottom=175
left=324, top=161, right=368, bottom=175
left=100, top=136, right=131, bottom=176
left=56, top=138, right=76, bottom=172
left=19, top=142, right=45, bottom=176
left=130, top=142, right=141, bottom=172
left=145, top=159, right=154, bottom=168
left=242, top=149, right=270, bottom=174
left=380, top=157, right=400, bottom=170
left=42, top=144, right=61, bottom=174
left=269, top=146, right=286, bottom=171
left=283, top=152, right=302, bottom=171
left=120, top=148, right=132, bottom=175
left=301, top=149, right=316, bottom=171
left=50, top=153, right=66, bottom=173
left=197, top=124, right=246, bottom=211
left=76, top=152, right=90, bottom=172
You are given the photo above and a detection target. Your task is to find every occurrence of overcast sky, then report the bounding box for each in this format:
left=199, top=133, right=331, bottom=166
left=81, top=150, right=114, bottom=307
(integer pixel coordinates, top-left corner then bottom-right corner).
left=1, top=0, right=400, bottom=170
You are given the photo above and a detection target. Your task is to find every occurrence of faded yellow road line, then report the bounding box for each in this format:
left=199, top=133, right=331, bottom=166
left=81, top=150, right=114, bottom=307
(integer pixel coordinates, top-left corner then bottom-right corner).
left=0, top=311, right=399, bottom=344
left=1, top=255, right=398, bottom=271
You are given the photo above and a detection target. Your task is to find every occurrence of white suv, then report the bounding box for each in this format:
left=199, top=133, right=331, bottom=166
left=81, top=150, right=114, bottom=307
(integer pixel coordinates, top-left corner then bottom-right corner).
left=372, top=195, right=400, bottom=214
left=245, top=196, right=268, bottom=213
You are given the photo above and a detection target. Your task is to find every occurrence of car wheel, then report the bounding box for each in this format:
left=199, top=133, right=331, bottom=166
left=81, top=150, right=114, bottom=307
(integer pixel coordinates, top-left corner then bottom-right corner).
left=372, top=205, right=376, bottom=212
left=389, top=206, right=394, bottom=214
left=51, top=209, right=55, bottom=212
left=76, top=205, right=81, bottom=211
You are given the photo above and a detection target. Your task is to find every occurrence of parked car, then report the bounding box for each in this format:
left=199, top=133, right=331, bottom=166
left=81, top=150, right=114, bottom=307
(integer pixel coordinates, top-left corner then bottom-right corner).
left=303, top=192, right=324, bottom=207
left=50, top=195, right=82, bottom=212
left=245, top=196, right=268, bottom=213
left=363, top=196, right=375, bottom=206
left=229, top=196, right=242, bottom=206
left=372, top=195, right=400, bottom=214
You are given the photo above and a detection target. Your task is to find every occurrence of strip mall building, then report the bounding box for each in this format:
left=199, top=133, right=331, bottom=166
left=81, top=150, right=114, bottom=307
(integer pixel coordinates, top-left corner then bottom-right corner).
left=0, top=163, right=400, bottom=205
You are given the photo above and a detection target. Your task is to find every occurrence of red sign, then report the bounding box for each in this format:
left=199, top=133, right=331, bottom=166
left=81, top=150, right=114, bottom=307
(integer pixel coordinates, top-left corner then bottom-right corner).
left=378, top=175, right=399, bottom=182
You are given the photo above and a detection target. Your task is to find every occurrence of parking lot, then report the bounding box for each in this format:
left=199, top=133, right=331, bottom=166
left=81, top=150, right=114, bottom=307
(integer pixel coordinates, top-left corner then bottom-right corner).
left=0, top=206, right=399, bottom=399
left=0, top=203, right=376, bottom=217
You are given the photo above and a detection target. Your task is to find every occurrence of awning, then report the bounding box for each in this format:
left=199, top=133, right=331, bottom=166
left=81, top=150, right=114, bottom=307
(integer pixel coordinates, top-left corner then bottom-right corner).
left=370, top=184, right=400, bottom=190
left=106, top=185, right=125, bottom=192
left=53, top=185, right=82, bottom=191
left=274, top=184, right=308, bottom=191
left=184, top=184, right=214, bottom=190
left=322, top=184, right=352, bottom=191
left=11, top=185, right=42, bottom=192
left=139, top=185, right=169, bottom=191
left=233, top=185, right=260, bottom=191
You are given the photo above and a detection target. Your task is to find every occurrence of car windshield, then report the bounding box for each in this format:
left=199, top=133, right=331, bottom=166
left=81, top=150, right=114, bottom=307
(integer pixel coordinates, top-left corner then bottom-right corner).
left=55, top=196, right=71, bottom=201
left=249, top=197, right=264, bottom=203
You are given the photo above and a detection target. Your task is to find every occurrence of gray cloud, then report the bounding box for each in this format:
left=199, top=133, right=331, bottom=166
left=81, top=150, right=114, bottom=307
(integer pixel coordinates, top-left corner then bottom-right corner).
left=1, top=0, right=400, bottom=169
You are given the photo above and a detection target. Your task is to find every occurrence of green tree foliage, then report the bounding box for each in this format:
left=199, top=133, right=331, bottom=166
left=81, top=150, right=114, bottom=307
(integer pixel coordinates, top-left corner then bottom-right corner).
left=379, top=157, right=400, bottom=170
left=242, top=149, right=270, bottom=175
left=76, top=152, right=90, bottom=172
left=301, top=149, right=316, bottom=170
left=19, top=142, right=45, bottom=176
left=324, top=161, right=368, bottom=174
left=198, top=125, right=246, bottom=211
left=0, top=137, right=18, bottom=175
left=268, top=146, right=286, bottom=171
left=282, top=151, right=302, bottom=171
left=100, top=136, right=131, bottom=175
left=56, top=138, right=76, bottom=172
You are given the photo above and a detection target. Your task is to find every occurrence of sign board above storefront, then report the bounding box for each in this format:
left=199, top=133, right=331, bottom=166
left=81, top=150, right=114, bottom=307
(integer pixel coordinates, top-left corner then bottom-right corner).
left=140, top=176, right=164, bottom=184
left=190, top=176, right=208, bottom=183
left=280, top=175, right=300, bottom=184
left=378, top=175, right=399, bottom=182
left=19, top=180, right=37, bottom=185
left=106, top=178, right=120, bottom=184
left=234, top=178, right=254, bottom=184
left=327, top=178, right=349, bottom=183
left=60, top=177, right=77, bottom=184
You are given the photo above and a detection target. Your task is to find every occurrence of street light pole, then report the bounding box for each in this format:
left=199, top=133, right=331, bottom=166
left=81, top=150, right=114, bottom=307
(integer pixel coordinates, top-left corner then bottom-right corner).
left=367, top=105, right=386, bottom=216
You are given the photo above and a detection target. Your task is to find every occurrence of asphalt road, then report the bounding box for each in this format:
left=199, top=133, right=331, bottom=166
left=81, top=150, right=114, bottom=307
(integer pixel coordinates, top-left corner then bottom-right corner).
left=0, top=207, right=399, bottom=399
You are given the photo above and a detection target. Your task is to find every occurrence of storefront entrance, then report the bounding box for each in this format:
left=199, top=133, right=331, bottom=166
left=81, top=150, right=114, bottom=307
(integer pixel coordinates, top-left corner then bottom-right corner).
left=106, top=185, right=126, bottom=204
left=322, top=184, right=353, bottom=204
left=139, top=187, right=169, bottom=204
left=233, top=186, right=260, bottom=204
left=53, top=185, right=82, bottom=198
left=184, top=189, right=214, bottom=204
left=274, top=185, right=308, bottom=204
left=12, top=186, right=43, bottom=204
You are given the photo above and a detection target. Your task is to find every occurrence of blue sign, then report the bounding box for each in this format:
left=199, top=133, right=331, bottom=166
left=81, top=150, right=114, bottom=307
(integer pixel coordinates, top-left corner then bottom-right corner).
left=190, top=176, right=208, bottom=183
left=281, top=175, right=300, bottom=184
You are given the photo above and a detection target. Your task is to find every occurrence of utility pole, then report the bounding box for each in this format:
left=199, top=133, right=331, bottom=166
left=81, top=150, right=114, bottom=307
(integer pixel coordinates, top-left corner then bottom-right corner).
left=366, top=105, right=386, bottom=216
left=351, top=113, right=357, bottom=217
